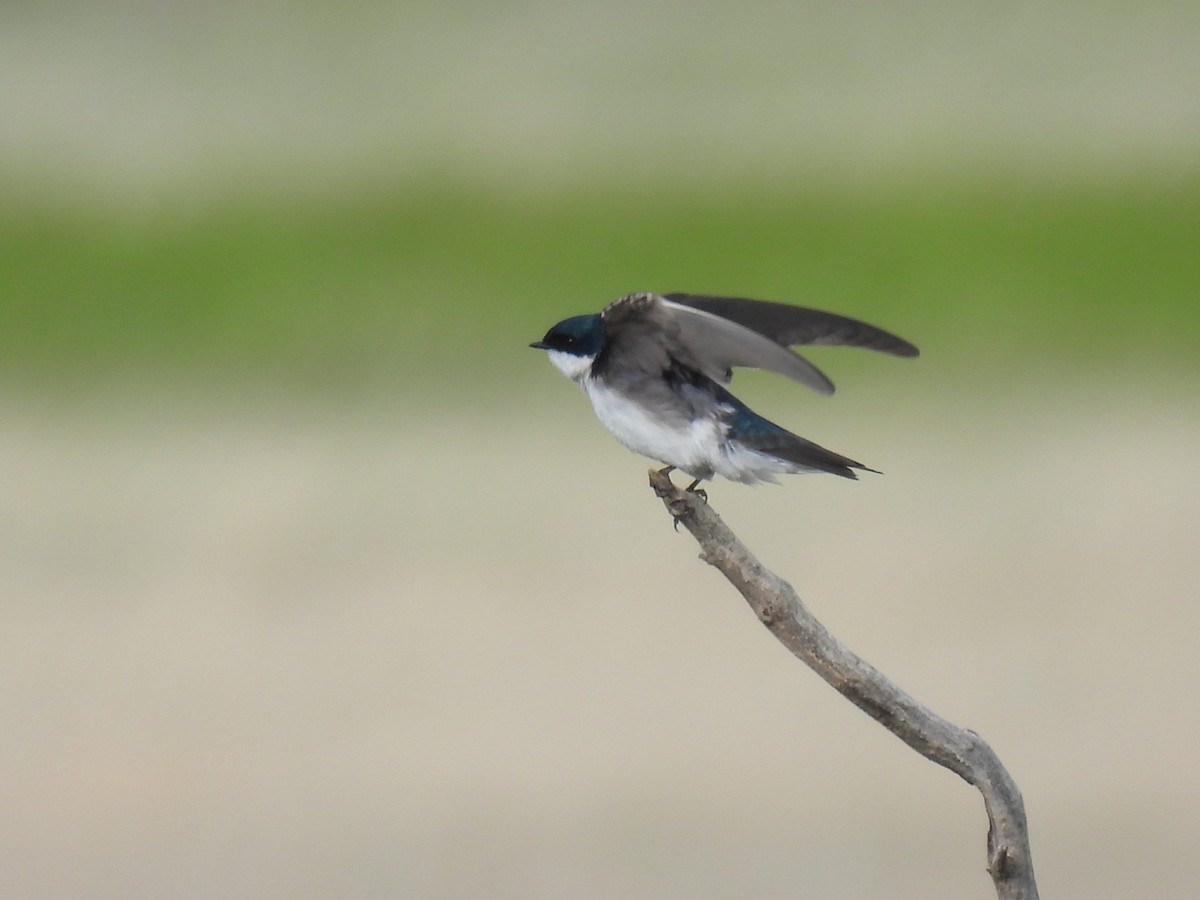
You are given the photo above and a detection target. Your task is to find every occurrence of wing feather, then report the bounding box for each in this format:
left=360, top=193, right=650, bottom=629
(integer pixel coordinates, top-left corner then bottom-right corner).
left=596, top=294, right=835, bottom=393
left=660, top=299, right=835, bottom=394
left=663, top=293, right=919, bottom=357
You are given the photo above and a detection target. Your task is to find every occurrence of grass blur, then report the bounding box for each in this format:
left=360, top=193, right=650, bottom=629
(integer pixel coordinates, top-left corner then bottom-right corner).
left=4, top=176, right=1199, bottom=400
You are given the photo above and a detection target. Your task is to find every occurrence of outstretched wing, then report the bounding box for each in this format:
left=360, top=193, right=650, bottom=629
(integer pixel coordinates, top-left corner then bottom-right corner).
left=663, top=293, right=919, bottom=358
left=600, top=293, right=836, bottom=395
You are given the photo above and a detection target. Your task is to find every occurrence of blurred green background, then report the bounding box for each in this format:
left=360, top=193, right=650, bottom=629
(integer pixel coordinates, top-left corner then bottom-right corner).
left=3, top=3, right=1198, bottom=899
left=5, top=179, right=1199, bottom=397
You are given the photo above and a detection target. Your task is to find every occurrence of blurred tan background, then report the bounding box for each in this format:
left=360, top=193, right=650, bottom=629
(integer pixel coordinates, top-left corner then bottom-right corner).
left=3, top=3, right=1199, bottom=898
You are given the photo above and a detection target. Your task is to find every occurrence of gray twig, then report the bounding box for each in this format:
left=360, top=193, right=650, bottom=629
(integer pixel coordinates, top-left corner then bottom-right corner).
left=649, top=469, right=1039, bottom=900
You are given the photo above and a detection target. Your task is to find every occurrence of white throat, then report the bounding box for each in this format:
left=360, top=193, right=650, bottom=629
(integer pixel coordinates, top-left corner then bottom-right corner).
left=547, top=349, right=595, bottom=382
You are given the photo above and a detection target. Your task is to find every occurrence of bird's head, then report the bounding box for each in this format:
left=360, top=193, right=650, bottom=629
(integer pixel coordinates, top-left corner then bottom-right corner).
left=530, top=313, right=605, bottom=380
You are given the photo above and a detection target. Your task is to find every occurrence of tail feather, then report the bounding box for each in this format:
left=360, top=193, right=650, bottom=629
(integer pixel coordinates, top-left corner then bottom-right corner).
left=744, top=427, right=877, bottom=479
left=726, top=401, right=877, bottom=479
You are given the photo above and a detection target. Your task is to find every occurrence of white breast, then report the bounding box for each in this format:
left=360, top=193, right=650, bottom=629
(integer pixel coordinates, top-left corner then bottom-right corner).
left=579, top=378, right=728, bottom=476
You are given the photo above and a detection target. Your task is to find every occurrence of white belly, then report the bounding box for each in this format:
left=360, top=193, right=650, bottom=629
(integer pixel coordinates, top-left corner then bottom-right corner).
left=581, top=378, right=793, bottom=484
left=582, top=379, right=719, bottom=472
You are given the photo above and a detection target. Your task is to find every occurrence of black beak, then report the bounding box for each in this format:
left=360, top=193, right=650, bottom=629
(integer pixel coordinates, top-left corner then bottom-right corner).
left=529, top=340, right=548, bottom=349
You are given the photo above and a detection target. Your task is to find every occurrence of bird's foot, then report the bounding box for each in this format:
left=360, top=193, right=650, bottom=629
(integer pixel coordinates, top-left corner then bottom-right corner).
left=653, top=466, right=704, bottom=527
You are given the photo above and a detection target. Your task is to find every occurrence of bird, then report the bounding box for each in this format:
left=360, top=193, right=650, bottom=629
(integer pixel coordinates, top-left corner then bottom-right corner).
left=530, top=292, right=918, bottom=490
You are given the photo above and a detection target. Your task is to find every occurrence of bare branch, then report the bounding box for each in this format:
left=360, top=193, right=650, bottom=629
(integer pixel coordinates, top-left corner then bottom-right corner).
left=649, top=469, right=1039, bottom=900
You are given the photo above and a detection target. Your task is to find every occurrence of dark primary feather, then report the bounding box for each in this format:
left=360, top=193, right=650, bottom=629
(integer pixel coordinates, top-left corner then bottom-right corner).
left=663, top=293, right=920, bottom=358
left=599, top=292, right=836, bottom=394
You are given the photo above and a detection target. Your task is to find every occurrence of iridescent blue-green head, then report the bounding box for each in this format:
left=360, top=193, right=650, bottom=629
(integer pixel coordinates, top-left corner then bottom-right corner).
left=530, top=313, right=606, bottom=380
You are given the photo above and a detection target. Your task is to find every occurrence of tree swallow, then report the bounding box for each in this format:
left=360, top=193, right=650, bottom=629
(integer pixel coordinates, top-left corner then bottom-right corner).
left=531, top=292, right=918, bottom=489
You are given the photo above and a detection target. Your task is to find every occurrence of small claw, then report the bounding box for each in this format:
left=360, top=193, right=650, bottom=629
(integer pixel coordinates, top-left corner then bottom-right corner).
left=684, top=478, right=708, bottom=503
left=667, top=497, right=689, bottom=531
